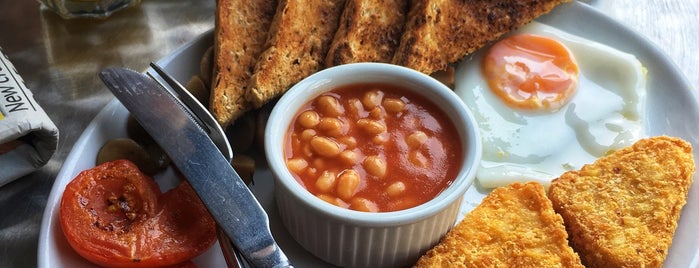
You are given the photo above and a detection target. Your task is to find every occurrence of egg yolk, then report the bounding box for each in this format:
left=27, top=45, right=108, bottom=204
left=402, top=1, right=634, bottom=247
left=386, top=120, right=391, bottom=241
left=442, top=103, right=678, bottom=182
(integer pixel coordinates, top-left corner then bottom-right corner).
left=483, top=34, right=579, bottom=111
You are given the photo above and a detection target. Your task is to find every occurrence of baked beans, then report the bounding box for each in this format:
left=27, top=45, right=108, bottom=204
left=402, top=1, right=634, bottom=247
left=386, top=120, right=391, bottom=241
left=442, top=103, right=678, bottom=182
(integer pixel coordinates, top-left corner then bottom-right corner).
left=285, top=83, right=462, bottom=212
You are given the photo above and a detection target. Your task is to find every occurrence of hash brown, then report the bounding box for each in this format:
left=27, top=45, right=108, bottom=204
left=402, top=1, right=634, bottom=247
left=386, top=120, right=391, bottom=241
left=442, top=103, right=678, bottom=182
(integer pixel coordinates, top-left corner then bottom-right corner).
left=548, top=136, right=695, bottom=268
left=415, top=182, right=583, bottom=268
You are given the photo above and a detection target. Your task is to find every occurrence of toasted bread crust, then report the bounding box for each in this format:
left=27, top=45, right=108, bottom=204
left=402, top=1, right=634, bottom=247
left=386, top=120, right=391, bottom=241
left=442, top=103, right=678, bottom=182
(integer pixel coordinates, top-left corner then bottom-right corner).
left=325, top=0, right=408, bottom=66
left=211, top=0, right=277, bottom=127
left=393, top=0, right=569, bottom=74
left=246, top=0, right=346, bottom=108
left=415, top=182, right=583, bottom=268
left=548, top=136, right=695, bottom=268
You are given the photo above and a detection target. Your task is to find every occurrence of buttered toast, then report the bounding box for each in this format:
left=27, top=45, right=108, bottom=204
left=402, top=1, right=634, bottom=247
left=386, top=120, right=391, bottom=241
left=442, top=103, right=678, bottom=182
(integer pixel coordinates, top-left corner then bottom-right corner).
left=245, top=0, right=346, bottom=108
left=392, top=0, right=570, bottom=74
left=548, top=136, right=695, bottom=268
left=210, top=0, right=277, bottom=127
left=415, top=182, right=583, bottom=268
left=325, top=0, right=408, bottom=67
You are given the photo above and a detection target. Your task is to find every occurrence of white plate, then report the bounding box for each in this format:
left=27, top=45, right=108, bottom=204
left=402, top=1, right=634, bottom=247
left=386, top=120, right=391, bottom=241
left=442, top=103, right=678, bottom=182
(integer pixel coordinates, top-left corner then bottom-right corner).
left=39, top=2, right=699, bottom=267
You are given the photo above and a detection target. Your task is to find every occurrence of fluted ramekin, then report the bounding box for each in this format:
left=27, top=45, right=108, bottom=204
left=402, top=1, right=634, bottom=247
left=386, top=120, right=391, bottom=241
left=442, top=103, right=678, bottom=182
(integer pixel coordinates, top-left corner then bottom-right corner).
left=265, top=63, right=482, bottom=267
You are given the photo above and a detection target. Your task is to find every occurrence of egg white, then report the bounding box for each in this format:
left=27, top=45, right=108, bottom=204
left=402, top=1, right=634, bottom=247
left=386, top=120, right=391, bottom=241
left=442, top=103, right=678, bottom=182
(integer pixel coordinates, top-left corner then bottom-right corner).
left=455, top=21, right=647, bottom=189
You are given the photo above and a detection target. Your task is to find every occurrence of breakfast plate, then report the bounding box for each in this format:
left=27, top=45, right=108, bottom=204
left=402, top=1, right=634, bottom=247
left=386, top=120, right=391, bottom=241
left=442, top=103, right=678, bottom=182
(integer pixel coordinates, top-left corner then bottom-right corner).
left=38, top=1, right=699, bottom=267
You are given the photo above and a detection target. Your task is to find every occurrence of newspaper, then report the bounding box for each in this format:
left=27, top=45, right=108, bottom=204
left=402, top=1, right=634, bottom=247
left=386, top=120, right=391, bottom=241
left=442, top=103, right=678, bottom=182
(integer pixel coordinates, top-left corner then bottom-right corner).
left=0, top=48, right=59, bottom=186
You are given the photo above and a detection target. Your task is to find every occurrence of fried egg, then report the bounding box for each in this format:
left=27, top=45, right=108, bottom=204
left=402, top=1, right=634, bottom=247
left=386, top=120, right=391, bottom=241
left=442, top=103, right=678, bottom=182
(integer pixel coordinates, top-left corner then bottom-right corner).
left=455, top=21, right=646, bottom=189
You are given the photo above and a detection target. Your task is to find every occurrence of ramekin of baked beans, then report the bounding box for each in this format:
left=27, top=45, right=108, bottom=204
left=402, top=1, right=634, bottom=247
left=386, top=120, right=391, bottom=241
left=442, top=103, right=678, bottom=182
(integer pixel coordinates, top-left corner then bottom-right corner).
left=285, top=83, right=463, bottom=213
left=266, top=63, right=481, bottom=268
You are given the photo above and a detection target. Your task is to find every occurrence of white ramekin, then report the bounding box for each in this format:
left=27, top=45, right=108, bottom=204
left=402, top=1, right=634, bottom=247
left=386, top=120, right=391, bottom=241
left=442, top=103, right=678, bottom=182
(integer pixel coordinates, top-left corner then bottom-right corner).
left=265, top=63, right=482, bottom=268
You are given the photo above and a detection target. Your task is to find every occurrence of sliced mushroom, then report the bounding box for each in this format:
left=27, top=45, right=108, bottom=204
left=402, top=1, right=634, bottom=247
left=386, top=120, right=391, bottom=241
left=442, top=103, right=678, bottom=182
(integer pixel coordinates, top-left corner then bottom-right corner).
left=232, top=154, right=255, bottom=185
left=96, top=138, right=166, bottom=175
left=226, top=112, right=256, bottom=153
left=184, top=75, right=210, bottom=107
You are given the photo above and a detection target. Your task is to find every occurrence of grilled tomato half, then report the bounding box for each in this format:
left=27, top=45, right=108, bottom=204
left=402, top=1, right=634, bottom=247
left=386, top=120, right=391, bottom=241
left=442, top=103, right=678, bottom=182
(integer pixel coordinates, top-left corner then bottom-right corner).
left=59, top=159, right=216, bottom=267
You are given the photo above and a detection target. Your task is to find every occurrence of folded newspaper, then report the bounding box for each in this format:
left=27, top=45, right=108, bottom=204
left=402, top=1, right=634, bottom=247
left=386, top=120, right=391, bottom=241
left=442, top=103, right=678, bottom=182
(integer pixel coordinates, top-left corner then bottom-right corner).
left=0, top=48, right=59, bottom=186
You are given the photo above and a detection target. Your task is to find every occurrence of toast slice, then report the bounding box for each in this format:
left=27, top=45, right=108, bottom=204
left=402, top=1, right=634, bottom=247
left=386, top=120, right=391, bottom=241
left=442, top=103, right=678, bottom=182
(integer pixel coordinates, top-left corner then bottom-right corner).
left=210, top=0, right=277, bottom=127
left=392, top=0, right=570, bottom=74
left=415, top=182, right=583, bottom=268
left=246, top=0, right=346, bottom=108
left=548, top=136, right=695, bottom=268
left=324, top=0, right=408, bottom=67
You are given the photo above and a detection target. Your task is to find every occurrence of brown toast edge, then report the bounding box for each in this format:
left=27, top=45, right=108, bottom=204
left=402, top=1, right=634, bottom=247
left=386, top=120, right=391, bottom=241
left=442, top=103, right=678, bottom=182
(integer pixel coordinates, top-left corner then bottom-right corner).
left=210, top=0, right=277, bottom=127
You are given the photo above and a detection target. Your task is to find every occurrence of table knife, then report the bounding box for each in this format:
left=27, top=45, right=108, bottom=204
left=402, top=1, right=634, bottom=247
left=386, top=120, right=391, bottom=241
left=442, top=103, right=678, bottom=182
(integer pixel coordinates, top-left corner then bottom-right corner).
left=99, top=67, right=291, bottom=268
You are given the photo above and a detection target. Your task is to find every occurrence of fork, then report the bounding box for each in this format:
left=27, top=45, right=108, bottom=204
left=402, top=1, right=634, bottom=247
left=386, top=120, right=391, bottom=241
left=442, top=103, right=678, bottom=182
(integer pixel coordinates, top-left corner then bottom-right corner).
left=147, top=62, right=249, bottom=268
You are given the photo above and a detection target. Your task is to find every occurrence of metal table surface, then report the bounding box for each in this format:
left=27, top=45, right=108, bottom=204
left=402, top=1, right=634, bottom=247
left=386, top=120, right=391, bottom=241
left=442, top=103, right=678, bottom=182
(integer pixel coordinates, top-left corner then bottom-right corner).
left=0, top=0, right=696, bottom=267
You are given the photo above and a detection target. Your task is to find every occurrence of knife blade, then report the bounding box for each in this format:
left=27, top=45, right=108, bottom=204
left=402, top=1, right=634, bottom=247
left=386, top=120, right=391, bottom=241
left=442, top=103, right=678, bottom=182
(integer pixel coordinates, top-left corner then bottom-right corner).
left=99, top=67, right=291, bottom=268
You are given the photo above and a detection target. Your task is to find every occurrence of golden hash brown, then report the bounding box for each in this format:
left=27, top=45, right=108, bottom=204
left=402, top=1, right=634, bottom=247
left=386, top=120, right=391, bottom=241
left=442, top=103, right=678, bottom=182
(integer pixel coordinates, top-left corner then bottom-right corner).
left=415, top=182, right=583, bottom=268
left=548, top=136, right=695, bottom=268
